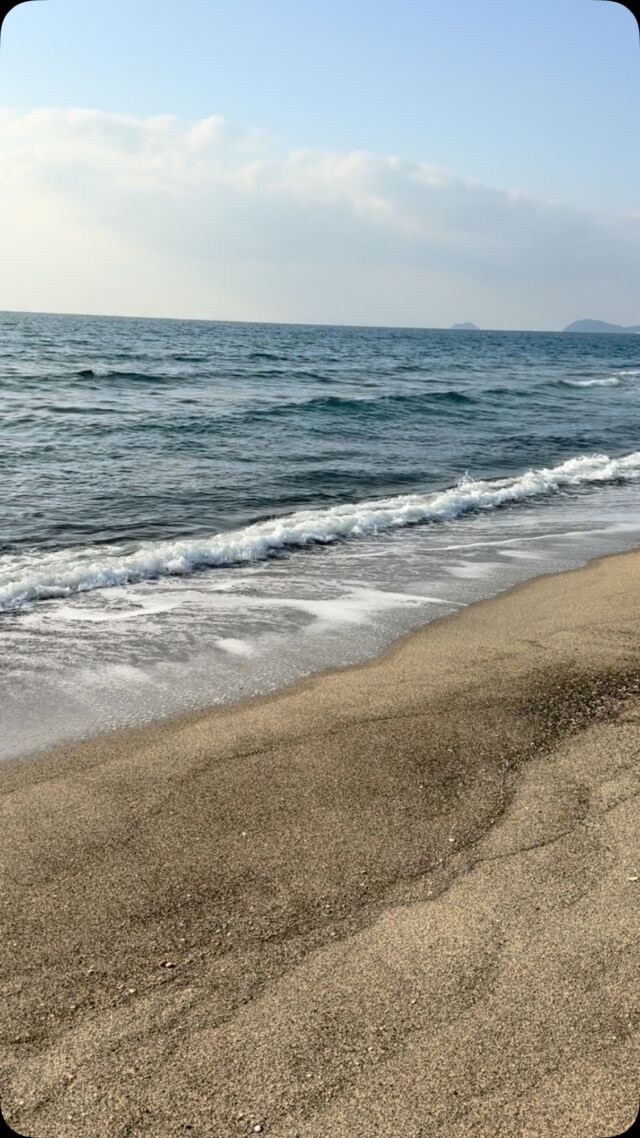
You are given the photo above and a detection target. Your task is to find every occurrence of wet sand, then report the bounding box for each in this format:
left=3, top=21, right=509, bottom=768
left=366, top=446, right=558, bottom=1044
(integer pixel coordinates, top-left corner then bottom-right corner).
left=1, top=550, right=640, bottom=1137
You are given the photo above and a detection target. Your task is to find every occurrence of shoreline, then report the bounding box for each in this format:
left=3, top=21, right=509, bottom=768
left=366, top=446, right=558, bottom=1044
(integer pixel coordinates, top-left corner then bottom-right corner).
left=3, top=540, right=638, bottom=776
left=4, top=471, right=640, bottom=768
left=2, top=548, right=640, bottom=1136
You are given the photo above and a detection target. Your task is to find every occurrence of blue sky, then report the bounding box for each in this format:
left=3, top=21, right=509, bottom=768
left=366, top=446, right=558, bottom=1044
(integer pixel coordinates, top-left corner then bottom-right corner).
left=0, top=0, right=638, bottom=326
left=2, top=0, right=638, bottom=209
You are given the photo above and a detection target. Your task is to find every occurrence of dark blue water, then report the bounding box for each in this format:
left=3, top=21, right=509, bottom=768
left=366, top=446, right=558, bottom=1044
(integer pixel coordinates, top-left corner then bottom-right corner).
left=2, top=311, right=640, bottom=558
left=2, top=310, right=640, bottom=758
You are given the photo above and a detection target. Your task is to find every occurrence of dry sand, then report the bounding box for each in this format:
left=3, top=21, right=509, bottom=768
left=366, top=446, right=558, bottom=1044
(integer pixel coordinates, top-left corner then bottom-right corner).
left=1, top=550, right=640, bottom=1137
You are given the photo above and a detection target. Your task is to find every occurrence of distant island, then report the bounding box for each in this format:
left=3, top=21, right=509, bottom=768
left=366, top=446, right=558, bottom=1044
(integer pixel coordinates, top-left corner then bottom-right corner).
left=563, top=319, right=640, bottom=334
left=451, top=322, right=480, bottom=330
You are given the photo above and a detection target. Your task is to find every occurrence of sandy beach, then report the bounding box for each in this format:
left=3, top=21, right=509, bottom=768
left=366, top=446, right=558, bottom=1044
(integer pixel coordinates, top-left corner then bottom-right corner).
left=1, top=549, right=640, bottom=1138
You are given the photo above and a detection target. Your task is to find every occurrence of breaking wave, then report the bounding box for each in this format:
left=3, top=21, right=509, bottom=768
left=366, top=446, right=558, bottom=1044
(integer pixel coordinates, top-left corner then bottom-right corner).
left=562, top=369, right=640, bottom=388
left=2, top=449, right=640, bottom=614
left=563, top=376, right=621, bottom=388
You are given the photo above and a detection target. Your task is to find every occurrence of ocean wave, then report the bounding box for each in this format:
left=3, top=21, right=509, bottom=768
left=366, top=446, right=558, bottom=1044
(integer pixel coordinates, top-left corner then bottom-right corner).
left=250, top=389, right=476, bottom=420
left=562, top=369, right=640, bottom=388
left=74, top=368, right=176, bottom=383
left=2, top=449, right=640, bottom=614
left=562, top=376, right=621, bottom=388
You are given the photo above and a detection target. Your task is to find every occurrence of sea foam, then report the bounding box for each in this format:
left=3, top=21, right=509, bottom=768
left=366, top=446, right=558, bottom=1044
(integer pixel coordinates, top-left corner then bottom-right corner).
left=2, top=449, right=640, bottom=614
left=563, top=376, right=621, bottom=388
left=562, top=369, right=640, bottom=388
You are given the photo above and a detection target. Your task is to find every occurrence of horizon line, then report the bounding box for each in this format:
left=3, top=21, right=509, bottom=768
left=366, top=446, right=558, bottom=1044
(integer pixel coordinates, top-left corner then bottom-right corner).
left=0, top=306, right=594, bottom=334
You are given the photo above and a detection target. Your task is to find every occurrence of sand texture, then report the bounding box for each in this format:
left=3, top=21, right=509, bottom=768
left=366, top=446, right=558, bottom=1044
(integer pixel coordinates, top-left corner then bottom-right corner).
left=1, top=550, right=640, bottom=1137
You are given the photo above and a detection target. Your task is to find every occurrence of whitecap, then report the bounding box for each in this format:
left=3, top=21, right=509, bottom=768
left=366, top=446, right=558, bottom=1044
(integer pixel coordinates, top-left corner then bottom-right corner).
left=563, top=376, right=620, bottom=388
left=2, top=449, right=640, bottom=614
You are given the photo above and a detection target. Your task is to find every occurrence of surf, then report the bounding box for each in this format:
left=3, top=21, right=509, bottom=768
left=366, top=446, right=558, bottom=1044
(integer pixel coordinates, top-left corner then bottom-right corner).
left=2, top=449, right=640, bottom=614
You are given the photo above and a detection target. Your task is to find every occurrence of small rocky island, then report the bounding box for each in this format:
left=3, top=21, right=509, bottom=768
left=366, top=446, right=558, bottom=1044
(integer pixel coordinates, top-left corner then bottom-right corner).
left=451, top=322, right=480, bottom=330
left=564, top=319, right=640, bottom=334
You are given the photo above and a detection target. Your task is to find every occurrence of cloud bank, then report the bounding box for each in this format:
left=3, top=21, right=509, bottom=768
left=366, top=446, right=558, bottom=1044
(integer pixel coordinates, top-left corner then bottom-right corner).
left=0, top=108, right=638, bottom=328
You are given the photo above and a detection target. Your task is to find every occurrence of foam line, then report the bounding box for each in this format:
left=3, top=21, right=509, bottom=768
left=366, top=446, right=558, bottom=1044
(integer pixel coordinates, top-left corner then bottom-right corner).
left=2, top=450, right=640, bottom=613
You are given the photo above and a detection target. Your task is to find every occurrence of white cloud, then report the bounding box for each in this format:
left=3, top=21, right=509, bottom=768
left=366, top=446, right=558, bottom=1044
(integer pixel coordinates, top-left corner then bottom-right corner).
left=0, top=108, right=638, bottom=328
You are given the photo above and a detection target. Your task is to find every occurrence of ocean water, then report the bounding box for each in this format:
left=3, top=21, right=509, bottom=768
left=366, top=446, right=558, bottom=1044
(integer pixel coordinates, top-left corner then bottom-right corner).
left=2, top=310, right=640, bottom=759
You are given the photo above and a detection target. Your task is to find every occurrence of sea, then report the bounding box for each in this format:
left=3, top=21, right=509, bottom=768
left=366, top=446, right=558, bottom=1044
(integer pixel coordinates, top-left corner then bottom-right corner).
left=2, top=310, right=640, bottom=760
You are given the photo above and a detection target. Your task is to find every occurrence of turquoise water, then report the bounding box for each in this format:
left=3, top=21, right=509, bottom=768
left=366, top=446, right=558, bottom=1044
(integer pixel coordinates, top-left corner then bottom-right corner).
left=2, top=311, right=640, bottom=756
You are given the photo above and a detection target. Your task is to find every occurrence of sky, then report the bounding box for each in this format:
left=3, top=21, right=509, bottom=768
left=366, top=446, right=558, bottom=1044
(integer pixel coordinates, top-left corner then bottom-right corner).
left=0, top=0, right=638, bottom=328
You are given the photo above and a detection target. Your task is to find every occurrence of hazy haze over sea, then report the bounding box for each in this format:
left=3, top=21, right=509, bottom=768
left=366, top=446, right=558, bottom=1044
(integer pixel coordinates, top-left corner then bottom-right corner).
left=2, top=310, right=640, bottom=758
